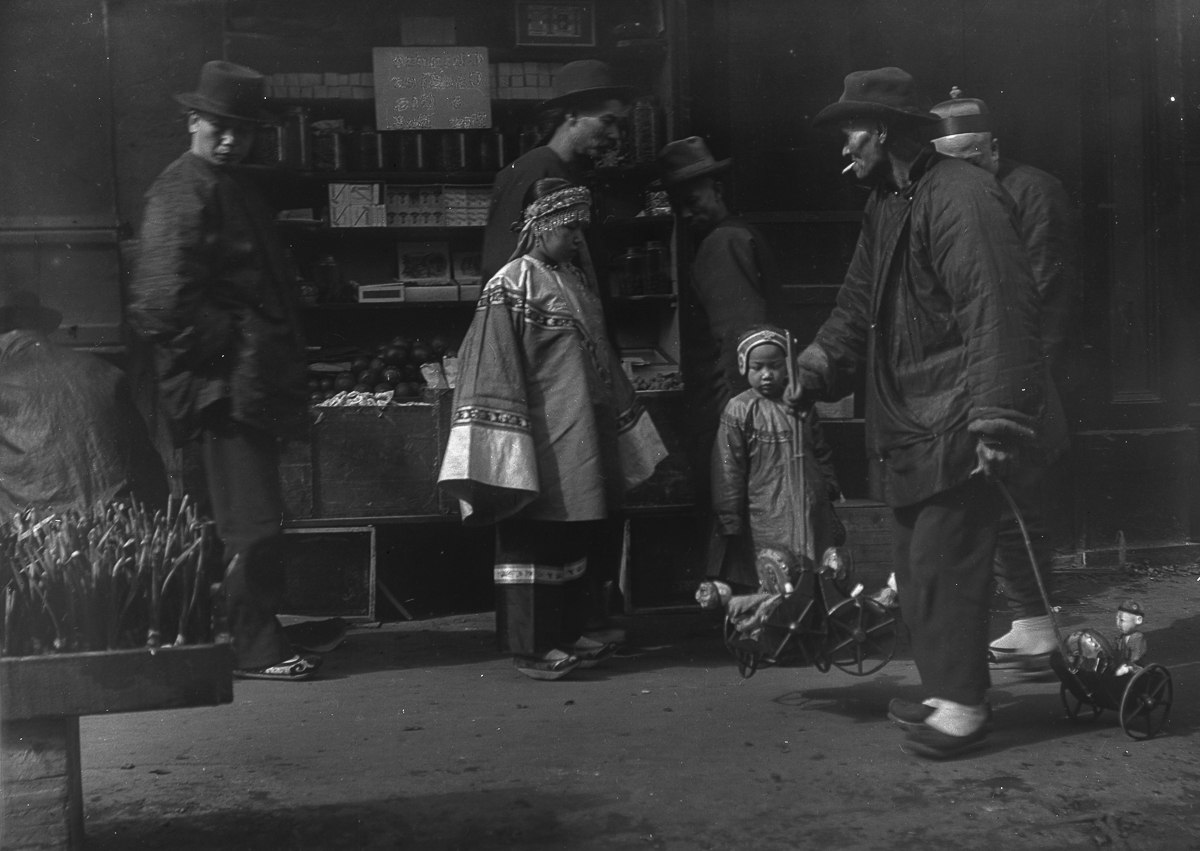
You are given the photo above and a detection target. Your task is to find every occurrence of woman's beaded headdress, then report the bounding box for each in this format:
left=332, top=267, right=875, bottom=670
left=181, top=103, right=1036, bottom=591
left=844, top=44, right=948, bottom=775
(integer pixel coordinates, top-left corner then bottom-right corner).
left=523, top=185, right=592, bottom=235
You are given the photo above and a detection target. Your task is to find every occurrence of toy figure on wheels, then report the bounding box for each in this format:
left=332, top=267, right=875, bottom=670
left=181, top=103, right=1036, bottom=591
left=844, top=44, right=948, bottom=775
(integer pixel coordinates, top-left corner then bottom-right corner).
left=1050, top=600, right=1173, bottom=740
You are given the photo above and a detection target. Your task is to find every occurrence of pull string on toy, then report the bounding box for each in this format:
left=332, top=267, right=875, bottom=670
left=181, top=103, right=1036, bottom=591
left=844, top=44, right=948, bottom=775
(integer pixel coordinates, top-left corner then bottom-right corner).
left=995, top=478, right=1069, bottom=658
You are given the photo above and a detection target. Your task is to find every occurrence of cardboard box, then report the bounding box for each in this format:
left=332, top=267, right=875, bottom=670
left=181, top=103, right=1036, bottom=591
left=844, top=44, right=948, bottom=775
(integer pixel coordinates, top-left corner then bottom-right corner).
left=404, top=284, right=459, bottom=302
left=397, top=241, right=451, bottom=283
left=329, top=182, right=384, bottom=228
left=452, top=250, right=482, bottom=284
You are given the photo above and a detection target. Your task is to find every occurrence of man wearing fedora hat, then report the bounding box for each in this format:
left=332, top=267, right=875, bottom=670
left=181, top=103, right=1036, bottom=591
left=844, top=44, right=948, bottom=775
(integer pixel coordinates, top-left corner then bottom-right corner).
left=480, top=59, right=632, bottom=282
left=656, top=136, right=790, bottom=586
left=0, top=288, right=168, bottom=517
left=792, top=67, right=1044, bottom=757
left=929, top=91, right=1078, bottom=669
left=129, top=60, right=317, bottom=681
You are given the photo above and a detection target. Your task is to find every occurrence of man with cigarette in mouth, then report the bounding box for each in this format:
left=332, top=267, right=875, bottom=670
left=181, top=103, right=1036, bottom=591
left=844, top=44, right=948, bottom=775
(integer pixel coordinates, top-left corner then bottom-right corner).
left=789, top=68, right=1044, bottom=758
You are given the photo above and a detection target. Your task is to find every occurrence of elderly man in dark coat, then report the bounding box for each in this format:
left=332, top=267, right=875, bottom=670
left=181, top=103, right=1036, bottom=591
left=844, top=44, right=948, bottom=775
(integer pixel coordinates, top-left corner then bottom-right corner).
left=794, top=68, right=1044, bottom=758
left=0, top=290, right=167, bottom=517
left=128, top=61, right=316, bottom=681
left=930, top=92, right=1078, bottom=667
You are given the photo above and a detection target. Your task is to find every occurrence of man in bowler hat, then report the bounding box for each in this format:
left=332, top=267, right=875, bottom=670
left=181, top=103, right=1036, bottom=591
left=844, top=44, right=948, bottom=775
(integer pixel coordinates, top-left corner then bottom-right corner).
left=128, top=61, right=318, bottom=680
left=657, top=137, right=809, bottom=587
left=480, top=59, right=632, bottom=282
left=792, top=68, right=1044, bottom=756
left=930, top=91, right=1079, bottom=668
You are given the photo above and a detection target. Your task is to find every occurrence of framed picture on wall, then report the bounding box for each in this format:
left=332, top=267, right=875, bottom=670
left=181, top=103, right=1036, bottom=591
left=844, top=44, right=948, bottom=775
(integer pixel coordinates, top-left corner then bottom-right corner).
left=514, top=2, right=596, bottom=47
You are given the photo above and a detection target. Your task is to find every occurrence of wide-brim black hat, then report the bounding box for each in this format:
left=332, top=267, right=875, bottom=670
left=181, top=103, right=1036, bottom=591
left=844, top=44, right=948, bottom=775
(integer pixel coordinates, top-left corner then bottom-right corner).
left=174, top=60, right=277, bottom=124
left=813, top=67, right=940, bottom=127
left=655, top=136, right=731, bottom=188
left=0, top=289, right=62, bottom=334
left=542, top=60, right=633, bottom=109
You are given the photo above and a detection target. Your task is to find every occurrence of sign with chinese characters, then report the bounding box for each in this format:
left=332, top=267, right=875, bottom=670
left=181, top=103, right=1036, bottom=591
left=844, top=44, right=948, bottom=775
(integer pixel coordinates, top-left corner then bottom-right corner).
left=372, top=46, right=491, bottom=131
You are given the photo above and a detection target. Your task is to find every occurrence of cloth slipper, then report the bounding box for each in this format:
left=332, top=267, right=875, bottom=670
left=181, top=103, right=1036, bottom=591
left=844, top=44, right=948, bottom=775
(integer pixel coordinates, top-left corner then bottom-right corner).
left=887, top=698, right=936, bottom=731
left=565, top=637, right=618, bottom=668
left=234, top=654, right=322, bottom=681
left=513, top=650, right=580, bottom=681
left=889, top=699, right=995, bottom=734
left=902, top=724, right=990, bottom=760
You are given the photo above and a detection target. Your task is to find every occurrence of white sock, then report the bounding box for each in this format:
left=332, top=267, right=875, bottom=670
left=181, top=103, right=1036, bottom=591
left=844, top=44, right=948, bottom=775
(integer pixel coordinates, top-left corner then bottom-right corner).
left=923, top=699, right=989, bottom=737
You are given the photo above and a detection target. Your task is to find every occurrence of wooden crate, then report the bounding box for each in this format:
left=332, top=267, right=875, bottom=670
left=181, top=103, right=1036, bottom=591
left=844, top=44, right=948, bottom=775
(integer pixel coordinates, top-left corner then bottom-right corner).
left=281, top=397, right=453, bottom=521
left=281, top=526, right=376, bottom=619
left=0, top=644, right=234, bottom=721
left=838, top=499, right=894, bottom=592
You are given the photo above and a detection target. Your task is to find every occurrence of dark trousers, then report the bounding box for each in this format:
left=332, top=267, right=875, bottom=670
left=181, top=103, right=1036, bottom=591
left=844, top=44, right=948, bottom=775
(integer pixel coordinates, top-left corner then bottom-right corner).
left=892, top=476, right=999, bottom=706
left=494, top=519, right=598, bottom=656
left=201, top=420, right=292, bottom=670
left=994, top=459, right=1059, bottom=619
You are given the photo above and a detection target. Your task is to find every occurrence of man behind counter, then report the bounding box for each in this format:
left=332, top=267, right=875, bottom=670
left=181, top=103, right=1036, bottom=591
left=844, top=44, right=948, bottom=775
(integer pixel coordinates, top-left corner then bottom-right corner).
left=480, top=60, right=631, bottom=283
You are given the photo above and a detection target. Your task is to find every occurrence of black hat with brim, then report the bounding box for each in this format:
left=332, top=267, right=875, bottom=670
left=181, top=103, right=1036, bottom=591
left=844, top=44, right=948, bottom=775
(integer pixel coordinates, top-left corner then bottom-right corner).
left=654, top=136, right=731, bottom=188
left=175, top=60, right=277, bottom=124
left=542, top=60, right=634, bottom=110
left=813, top=67, right=940, bottom=128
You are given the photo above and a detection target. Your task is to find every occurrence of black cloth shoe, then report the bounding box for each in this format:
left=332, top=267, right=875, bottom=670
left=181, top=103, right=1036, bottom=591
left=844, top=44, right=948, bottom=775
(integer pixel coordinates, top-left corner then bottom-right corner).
left=887, top=698, right=935, bottom=730
left=903, top=724, right=990, bottom=760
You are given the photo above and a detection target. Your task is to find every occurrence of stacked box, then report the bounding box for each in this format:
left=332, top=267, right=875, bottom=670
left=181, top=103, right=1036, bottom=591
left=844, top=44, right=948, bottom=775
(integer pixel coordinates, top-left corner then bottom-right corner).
left=329, top=182, right=385, bottom=227
left=385, top=185, right=445, bottom=227
left=491, top=61, right=562, bottom=100
left=268, top=72, right=374, bottom=100
left=443, top=185, right=491, bottom=227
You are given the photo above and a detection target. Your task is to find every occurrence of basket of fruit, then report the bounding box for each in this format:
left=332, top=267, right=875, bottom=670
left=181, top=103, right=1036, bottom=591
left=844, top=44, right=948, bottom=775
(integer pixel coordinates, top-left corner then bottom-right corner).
left=306, top=334, right=458, bottom=407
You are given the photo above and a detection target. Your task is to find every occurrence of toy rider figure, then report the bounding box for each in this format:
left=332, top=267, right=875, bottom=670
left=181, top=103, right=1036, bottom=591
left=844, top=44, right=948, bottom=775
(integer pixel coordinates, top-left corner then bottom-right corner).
left=1114, top=600, right=1147, bottom=677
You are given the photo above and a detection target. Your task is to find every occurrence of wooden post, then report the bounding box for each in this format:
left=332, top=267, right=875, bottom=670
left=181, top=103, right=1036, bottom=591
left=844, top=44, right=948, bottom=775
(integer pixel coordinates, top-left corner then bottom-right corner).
left=1, top=717, right=84, bottom=851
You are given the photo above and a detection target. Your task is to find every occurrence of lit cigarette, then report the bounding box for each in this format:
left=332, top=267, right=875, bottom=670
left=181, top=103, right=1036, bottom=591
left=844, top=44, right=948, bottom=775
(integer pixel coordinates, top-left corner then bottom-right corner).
left=841, top=162, right=855, bottom=175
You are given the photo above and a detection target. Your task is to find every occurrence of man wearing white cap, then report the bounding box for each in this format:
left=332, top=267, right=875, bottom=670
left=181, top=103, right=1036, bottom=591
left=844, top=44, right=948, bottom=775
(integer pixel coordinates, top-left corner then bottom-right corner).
left=930, top=91, right=1077, bottom=667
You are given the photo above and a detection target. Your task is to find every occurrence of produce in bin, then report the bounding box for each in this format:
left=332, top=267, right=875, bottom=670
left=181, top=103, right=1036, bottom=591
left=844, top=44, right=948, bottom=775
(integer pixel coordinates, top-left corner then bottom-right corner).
left=1, top=496, right=219, bottom=656
left=306, top=334, right=461, bottom=406
left=631, top=370, right=683, bottom=392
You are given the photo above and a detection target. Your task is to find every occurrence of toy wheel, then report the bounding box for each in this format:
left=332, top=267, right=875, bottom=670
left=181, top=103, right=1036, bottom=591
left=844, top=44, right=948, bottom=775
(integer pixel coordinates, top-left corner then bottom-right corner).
left=1120, top=664, right=1173, bottom=740
left=824, top=596, right=898, bottom=676
left=1059, top=682, right=1101, bottom=723
left=723, top=616, right=760, bottom=679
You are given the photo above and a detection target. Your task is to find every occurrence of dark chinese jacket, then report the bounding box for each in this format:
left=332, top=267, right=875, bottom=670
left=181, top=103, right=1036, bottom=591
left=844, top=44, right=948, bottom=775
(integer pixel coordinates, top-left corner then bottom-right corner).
left=800, top=151, right=1044, bottom=507
left=128, top=152, right=308, bottom=445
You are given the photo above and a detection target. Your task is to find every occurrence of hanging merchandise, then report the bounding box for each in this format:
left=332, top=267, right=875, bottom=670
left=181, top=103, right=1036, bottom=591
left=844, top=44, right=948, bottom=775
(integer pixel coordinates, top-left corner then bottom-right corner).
left=633, top=97, right=659, bottom=164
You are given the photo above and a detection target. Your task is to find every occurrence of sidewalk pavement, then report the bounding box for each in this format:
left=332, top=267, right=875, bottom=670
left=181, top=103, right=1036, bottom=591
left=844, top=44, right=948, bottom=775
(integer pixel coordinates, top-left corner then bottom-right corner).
left=80, top=565, right=1200, bottom=851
